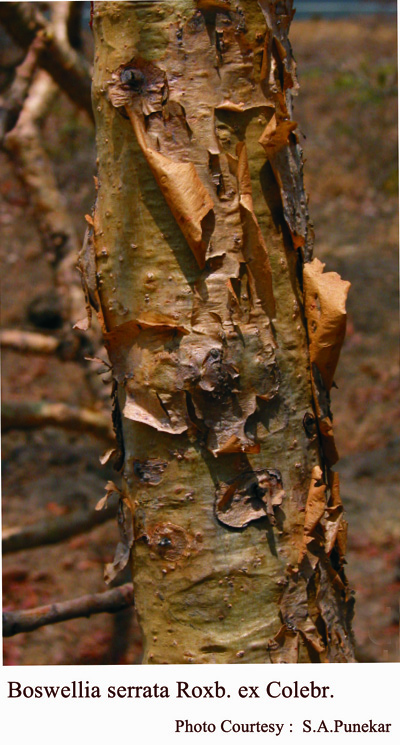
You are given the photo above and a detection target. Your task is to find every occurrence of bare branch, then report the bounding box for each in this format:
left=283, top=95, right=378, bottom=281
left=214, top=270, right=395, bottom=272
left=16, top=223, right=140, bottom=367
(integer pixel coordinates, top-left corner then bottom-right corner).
left=3, top=583, right=134, bottom=637
left=5, top=68, right=90, bottom=331
left=0, top=2, right=93, bottom=119
left=5, top=69, right=81, bottom=272
left=0, top=329, right=60, bottom=355
left=0, top=328, right=90, bottom=362
left=3, top=504, right=118, bottom=555
left=66, top=1, right=84, bottom=51
left=2, top=400, right=113, bottom=441
left=0, top=37, right=42, bottom=140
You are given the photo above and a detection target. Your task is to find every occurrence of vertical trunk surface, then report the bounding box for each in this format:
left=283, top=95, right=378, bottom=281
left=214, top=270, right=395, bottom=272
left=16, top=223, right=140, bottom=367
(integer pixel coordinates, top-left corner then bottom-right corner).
left=87, top=0, right=355, bottom=663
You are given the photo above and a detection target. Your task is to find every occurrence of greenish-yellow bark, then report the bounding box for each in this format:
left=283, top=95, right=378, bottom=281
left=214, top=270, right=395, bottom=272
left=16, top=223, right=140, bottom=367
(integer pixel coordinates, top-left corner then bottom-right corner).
left=87, top=0, right=355, bottom=663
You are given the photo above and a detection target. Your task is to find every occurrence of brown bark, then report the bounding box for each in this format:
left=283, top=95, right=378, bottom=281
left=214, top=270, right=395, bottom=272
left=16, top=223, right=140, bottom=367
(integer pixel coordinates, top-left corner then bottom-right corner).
left=88, top=0, right=355, bottom=663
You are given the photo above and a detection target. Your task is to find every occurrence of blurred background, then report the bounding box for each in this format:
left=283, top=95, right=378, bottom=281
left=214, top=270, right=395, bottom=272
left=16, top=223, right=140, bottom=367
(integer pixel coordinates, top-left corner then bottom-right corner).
left=1, top=0, right=399, bottom=664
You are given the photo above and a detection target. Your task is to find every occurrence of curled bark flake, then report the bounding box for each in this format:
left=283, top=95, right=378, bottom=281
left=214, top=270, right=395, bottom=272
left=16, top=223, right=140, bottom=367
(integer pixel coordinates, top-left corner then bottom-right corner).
left=104, top=497, right=134, bottom=584
left=104, top=320, right=192, bottom=434
left=323, top=471, right=344, bottom=557
left=146, top=100, right=192, bottom=159
left=314, top=562, right=355, bottom=663
left=109, top=68, right=215, bottom=269
left=303, top=259, right=350, bottom=465
left=258, top=113, right=297, bottom=157
left=189, top=354, right=260, bottom=455
left=236, top=142, right=276, bottom=319
left=279, top=571, right=326, bottom=656
left=253, top=5, right=312, bottom=259
left=215, top=468, right=284, bottom=528
left=124, top=390, right=188, bottom=436
left=299, top=467, right=347, bottom=575
left=213, top=434, right=260, bottom=456
left=311, top=364, right=339, bottom=466
left=258, top=1, right=298, bottom=95
left=105, top=319, right=191, bottom=436
left=335, top=519, right=348, bottom=566
left=268, top=624, right=299, bottom=664
left=298, top=465, right=327, bottom=568
left=104, top=318, right=187, bottom=382
left=303, top=258, right=350, bottom=392
left=99, top=447, right=118, bottom=466
left=130, top=110, right=214, bottom=269
left=270, top=142, right=312, bottom=255
left=95, top=480, right=121, bottom=511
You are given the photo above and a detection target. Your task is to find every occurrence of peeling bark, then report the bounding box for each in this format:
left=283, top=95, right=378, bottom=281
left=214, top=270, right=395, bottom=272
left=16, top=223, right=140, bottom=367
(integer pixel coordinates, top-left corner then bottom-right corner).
left=90, top=0, right=355, bottom=664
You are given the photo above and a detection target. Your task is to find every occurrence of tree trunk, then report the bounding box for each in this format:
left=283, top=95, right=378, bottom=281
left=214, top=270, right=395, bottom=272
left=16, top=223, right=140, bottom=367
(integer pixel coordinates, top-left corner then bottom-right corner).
left=88, top=0, right=355, bottom=664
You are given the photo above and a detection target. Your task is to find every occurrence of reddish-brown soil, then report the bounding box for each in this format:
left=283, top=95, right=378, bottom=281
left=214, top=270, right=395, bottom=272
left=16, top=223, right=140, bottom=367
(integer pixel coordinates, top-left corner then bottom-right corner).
left=1, top=17, right=399, bottom=664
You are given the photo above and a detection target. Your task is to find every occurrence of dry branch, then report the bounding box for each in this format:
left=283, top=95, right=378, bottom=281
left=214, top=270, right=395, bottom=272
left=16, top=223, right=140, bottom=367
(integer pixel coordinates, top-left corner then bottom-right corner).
left=3, top=504, right=118, bottom=555
left=0, top=37, right=42, bottom=140
left=0, top=328, right=89, bottom=362
left=3, top=5, right=102, bottom=396
left=0, top=1, right=93, bottom=119
left=0, top=329, right=60, bottom=355
left=5, top=67, right=86, bottom=324
left=2, top=400, right=113, bottom=441
left=3, top=583, right=134, bottom=637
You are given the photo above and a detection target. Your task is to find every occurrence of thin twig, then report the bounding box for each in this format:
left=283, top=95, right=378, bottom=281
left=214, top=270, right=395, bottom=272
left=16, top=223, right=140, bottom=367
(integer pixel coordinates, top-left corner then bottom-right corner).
left=0, top=328, right=88, bottom=361
left=3, top=583, right=134, bottom=637
left=3, top=504, right=118, bottom=555
left=0, top=329, right=60, bottom=355
left=2, top=400, right=114, bottom=441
